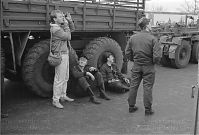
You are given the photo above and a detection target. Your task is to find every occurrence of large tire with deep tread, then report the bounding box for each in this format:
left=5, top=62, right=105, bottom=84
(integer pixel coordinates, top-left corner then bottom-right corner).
left=171, top=42, right=191, bottom=69
left=4, top=67, right=22, bottom=82
left=83, top=37, right=123, bottom=71
left=69, top=47, right=78, bottom=69
left=191, top=42, right=199, bottom=63
left=22, top=40, right=78, bottom=97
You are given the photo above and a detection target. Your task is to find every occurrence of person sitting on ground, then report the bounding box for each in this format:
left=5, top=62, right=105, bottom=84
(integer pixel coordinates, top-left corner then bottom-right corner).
left=100, top=53, right=130, bottom=93
left=71, top=56, right=110, bottom=104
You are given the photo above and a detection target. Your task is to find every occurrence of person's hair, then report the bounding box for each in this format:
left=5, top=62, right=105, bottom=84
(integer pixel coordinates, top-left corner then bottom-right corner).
left=79, top=56, right=88, bottom=62
left=138, top=23, right=146, bottom=30
left=50, top=9, right=63, bottom=24
left=105, top=52, right=114, bottom=62
left=138, top=17, right=149, bottom=30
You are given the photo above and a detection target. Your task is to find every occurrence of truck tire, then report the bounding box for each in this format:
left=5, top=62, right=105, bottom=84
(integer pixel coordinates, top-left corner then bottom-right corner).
left=171, top=43, right=191, bottom=69
left=191, top=42, right=199, bottom=63
left=83, top=37, right=123, bottom=70
left=69, top=47, right=78, bottom=69
left=4, top=67, right=22, bottom=82
left=22, top=40, right=78, bottom=97
left=22, top=40, right=53, bottom=97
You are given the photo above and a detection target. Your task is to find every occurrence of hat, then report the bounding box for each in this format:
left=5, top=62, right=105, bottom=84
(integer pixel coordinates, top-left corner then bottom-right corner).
left=138, top=17, right=150, bottom=27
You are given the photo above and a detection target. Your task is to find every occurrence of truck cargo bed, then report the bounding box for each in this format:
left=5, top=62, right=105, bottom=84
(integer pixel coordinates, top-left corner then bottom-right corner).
left=1, top=0, right=144, bottom=32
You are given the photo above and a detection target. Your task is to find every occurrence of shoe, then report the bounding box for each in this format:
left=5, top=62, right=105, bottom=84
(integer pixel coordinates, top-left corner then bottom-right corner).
left=60, top=96, right=74, bottom=102
left=145, top=109, right=154, bottom=115
left=125, top=88, right=130, bottom=92
left=129, top=106, right=138, bottom=113
left=52, top=101, right=64, bottom=109
left=99, top=93, right=111, bottom=100
left=89, top=97, right=101, bottom=104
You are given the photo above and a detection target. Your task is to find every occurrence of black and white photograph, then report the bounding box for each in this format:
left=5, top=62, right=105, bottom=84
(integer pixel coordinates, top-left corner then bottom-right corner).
left=1, top=0, right=199, bottom=134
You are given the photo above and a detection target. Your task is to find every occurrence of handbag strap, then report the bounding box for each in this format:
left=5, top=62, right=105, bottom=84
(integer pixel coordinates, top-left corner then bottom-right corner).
left=67, top=40, right=72, bottom=51
left=49, top=31, right=61, bottom=55
left=49, top=31, right=52, bottom=53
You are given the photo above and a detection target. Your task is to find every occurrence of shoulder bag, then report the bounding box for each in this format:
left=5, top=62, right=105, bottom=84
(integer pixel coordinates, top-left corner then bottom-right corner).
left=47, top=32, right=62, bottom=67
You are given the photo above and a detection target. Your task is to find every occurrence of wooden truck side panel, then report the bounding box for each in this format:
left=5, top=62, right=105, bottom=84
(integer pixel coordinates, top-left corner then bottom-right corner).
left=2, top=0, right=144, bottom=32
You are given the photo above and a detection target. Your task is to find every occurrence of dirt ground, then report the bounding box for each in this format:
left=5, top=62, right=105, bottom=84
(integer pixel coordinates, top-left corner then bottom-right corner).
left=1, top=62, right=198, bottom=134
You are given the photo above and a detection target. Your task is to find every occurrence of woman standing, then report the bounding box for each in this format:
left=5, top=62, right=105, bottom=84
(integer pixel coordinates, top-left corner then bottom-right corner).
left=50, top=10, right=75, bottom=109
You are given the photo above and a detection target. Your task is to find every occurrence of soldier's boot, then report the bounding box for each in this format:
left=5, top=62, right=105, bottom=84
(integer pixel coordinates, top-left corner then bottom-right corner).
left=87, top=87, right=101, bottom=104
left=98, top=86, right=110, bottom=100
left=145, top=107, right=154, bottom=115
left=129, top=105, right=138, bottom=113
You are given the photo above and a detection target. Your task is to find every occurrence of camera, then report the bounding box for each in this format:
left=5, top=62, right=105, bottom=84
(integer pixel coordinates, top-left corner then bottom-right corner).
left=90, top=69, right=97, bottom=75
left=64, top=12, right=69, bottom=18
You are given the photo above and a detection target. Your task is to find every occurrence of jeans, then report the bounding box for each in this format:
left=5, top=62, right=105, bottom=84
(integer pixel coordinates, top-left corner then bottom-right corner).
left=52, top=54, right=69, bottom=102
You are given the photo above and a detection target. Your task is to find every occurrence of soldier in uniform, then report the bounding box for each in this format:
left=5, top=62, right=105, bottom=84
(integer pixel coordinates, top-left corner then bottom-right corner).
left=100, top=53, right=130, bottom=93
left=125, top=17, right=161, bottom=115
left=72, top=56, right=110, bottom=104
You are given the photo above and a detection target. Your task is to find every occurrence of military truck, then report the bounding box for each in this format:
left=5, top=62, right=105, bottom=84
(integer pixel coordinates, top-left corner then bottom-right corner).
left=1, top=0, right=145, bottom=97
left=157, top=15, right=199, bottom=68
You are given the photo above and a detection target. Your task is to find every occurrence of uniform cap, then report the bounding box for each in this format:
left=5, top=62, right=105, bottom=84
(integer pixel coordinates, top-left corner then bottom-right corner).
left=138, top=17, right=150, bottom=27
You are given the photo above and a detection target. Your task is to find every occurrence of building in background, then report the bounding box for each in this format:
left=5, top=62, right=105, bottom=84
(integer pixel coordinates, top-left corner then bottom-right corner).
left=146, top=12, right=198, bottom=26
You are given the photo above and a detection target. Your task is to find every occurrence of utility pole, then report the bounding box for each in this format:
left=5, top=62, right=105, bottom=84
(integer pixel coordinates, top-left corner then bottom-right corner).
left=192, top=57, right=199, bottom=135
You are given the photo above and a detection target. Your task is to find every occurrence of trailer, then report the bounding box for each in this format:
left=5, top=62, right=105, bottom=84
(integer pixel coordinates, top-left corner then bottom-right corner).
left=156, top=15, right=199, bottom=68
left=1, top=0, right=145, bottom=97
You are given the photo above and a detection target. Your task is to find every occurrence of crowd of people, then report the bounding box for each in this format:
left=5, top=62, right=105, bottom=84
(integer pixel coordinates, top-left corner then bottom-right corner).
left=1, top=9, right=161, bottom=118
left=48, top=9, right=161, bottom=116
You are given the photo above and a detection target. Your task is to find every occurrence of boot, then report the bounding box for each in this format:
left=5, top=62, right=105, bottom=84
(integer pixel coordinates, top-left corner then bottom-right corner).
left=145, top=107, right=154, bottom=115
left=87, top=87, right=101, bottom=104
left=89, top=96, right=101, bottom=104
left=129, top=105, right=138, bottom=113
left=99, top=88, right=110, bottom=100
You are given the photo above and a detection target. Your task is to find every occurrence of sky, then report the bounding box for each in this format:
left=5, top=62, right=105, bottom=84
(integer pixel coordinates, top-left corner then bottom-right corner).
left=145, top=0, right=198, bottom=25
left=145, top=0, right=188, bottom=12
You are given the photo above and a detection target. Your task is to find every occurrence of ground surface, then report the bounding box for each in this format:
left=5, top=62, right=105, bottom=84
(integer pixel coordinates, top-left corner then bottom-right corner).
left=1, top=62, right=198, bottom=134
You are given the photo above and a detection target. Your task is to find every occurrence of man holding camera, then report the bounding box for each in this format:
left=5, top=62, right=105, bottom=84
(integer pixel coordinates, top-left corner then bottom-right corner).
left=71, top=56, right=110, bottom=104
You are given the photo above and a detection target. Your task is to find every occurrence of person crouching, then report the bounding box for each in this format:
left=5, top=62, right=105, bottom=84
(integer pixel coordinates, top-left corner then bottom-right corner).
left=71, top=56, right=110, bottom=104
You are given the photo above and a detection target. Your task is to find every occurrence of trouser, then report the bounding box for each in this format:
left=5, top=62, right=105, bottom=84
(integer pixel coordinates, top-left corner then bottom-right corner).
left=128, top=64, right=155, bottom=109
left=52, top=54, right=69, bottom=102
left=108, top=80, right=130, bottom=92
left=77, top=72, right=105, bottom=94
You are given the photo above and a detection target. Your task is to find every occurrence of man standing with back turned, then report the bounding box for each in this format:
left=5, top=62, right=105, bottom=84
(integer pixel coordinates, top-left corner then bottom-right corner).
left=125, top=17, right=161, bottom=115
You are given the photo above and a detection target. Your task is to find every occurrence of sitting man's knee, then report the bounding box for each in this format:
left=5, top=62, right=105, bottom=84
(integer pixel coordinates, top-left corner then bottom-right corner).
left=78, top=77, right=87, bottom=82
left=95, top=71, right=103, bottom=78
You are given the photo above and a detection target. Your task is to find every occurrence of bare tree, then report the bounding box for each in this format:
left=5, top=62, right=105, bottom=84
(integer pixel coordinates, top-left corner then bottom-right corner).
left=145, top=5, right=166, bottom=12
left=151, top=5, right=165, bottom=12
left=178, top=0, right=199, bottom=14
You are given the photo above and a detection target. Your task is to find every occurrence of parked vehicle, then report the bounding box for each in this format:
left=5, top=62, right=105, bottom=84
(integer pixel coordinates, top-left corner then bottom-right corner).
left=153, top=15, right=199, bottom=68
left=1, top=0, right=145, bottom=97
